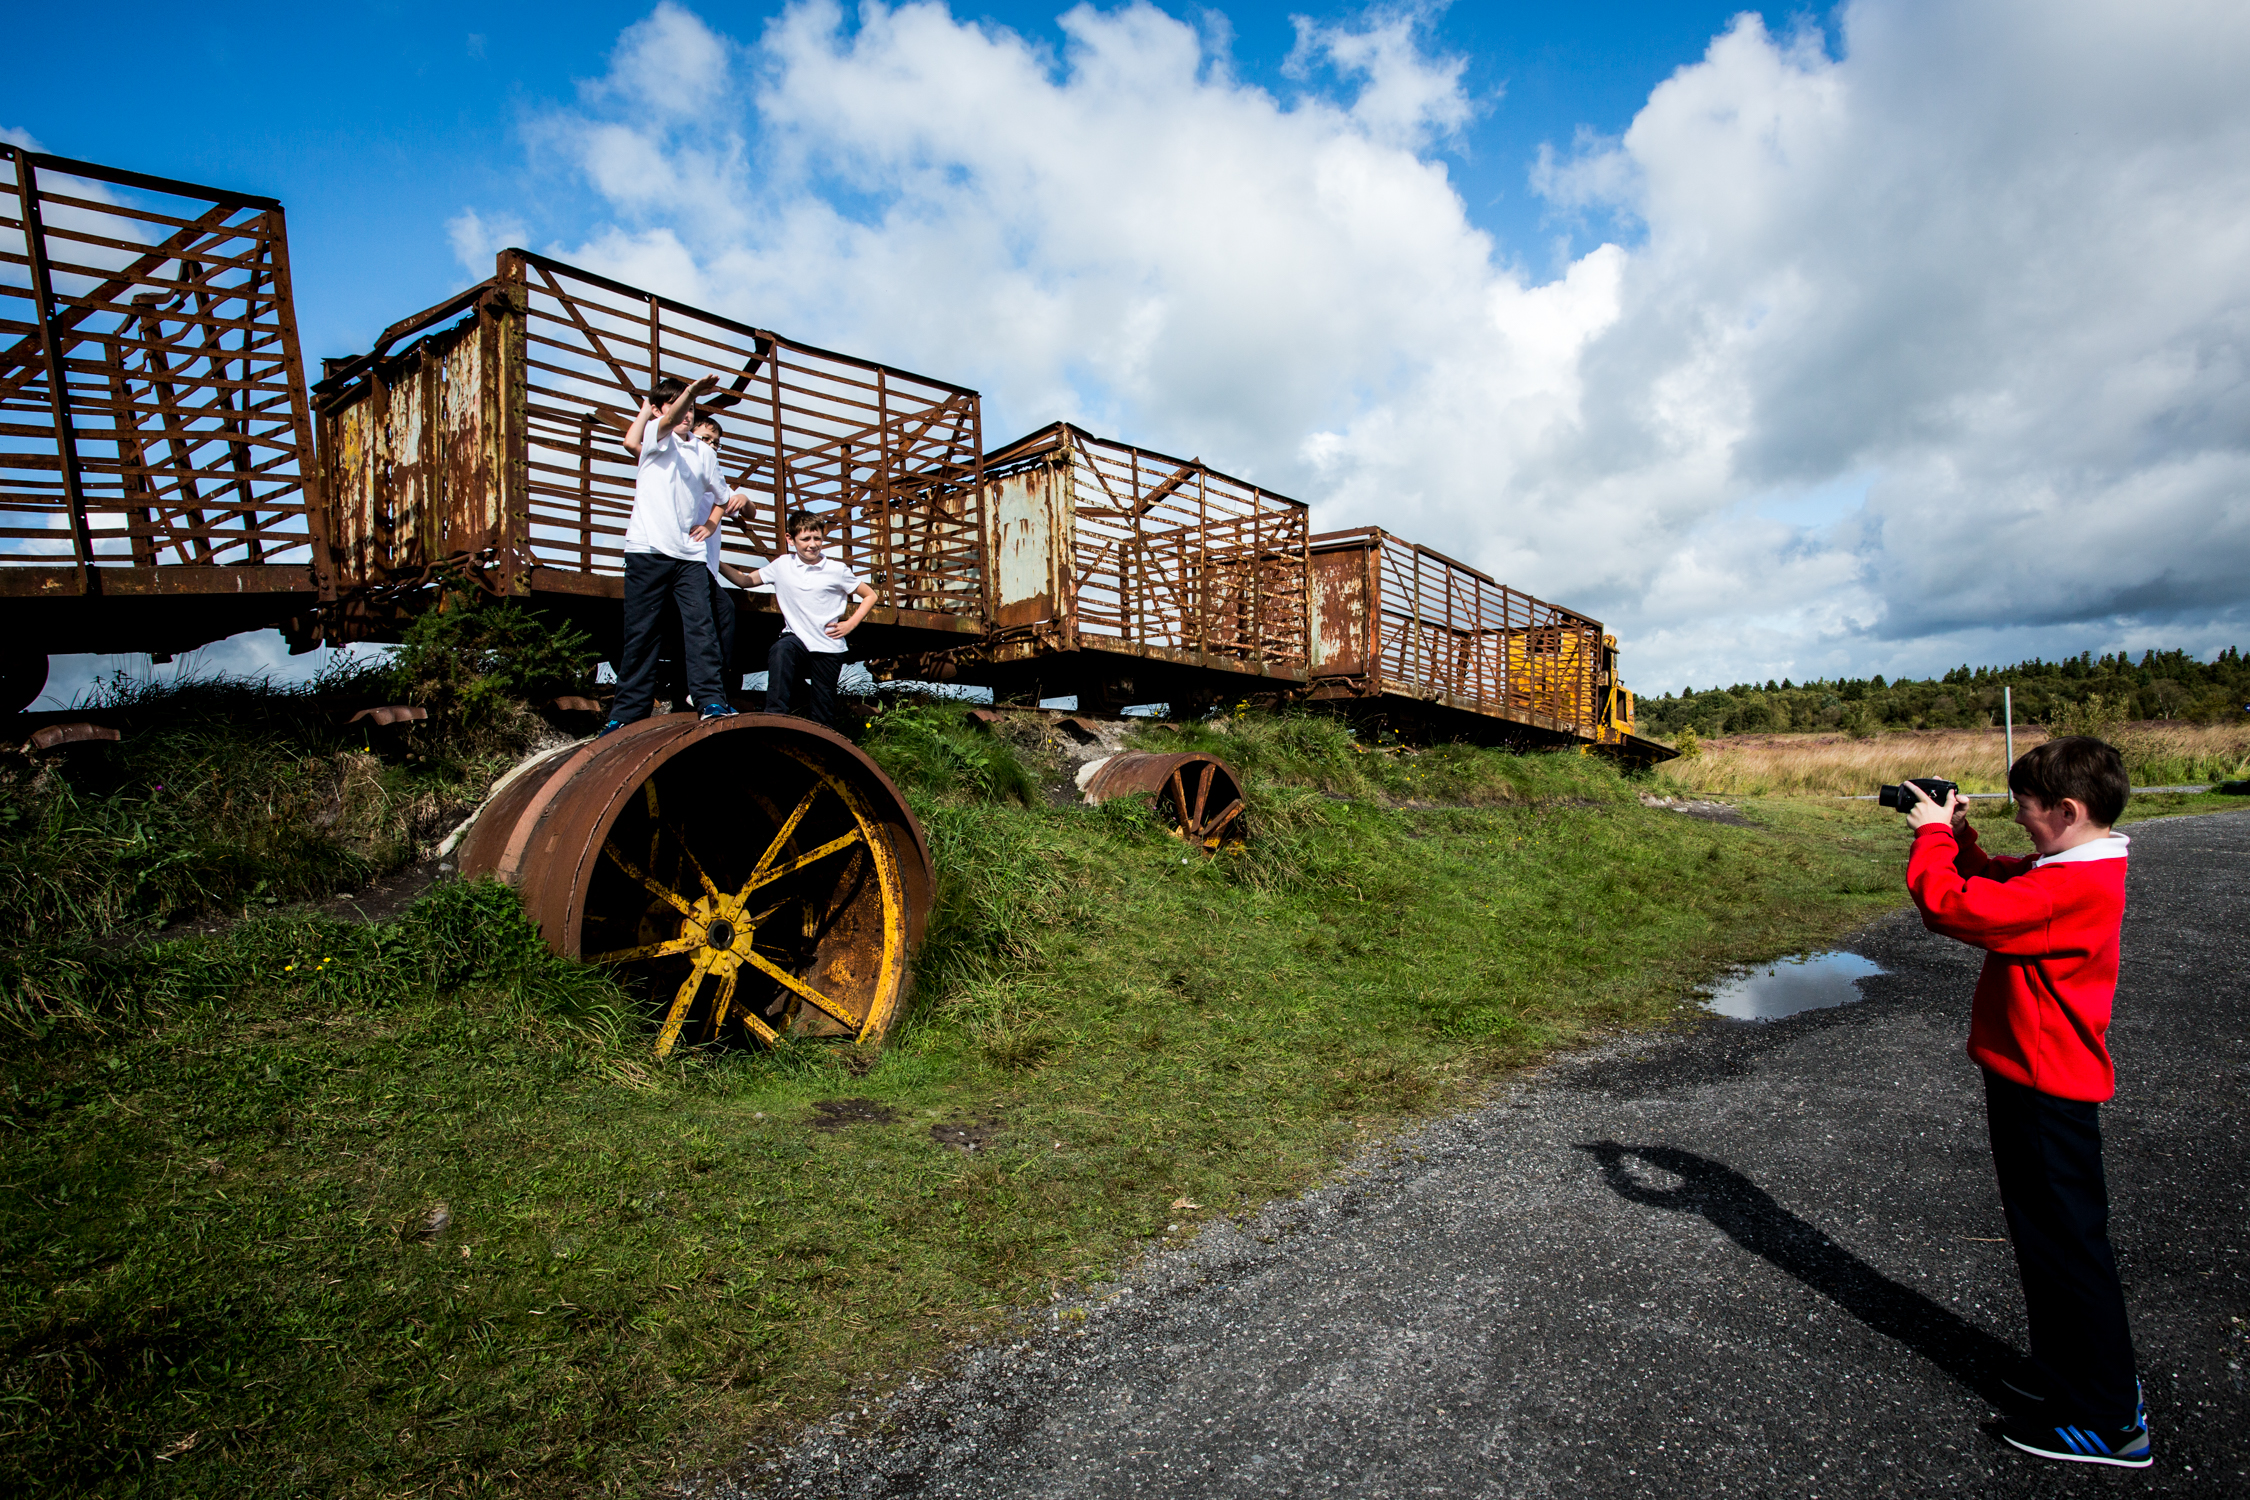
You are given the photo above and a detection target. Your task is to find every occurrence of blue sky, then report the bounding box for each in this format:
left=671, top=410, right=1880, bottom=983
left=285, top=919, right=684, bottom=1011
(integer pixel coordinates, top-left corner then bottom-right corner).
left=12, top=0, right=2248, bottom=706
left=8, top=1, right=1815, bottom=365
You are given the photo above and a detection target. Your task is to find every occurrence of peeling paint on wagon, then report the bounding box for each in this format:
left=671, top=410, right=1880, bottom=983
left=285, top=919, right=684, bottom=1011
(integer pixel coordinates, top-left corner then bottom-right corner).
left=939, top=422, right=1311, bottom=710
left=1305, top=527, right=1672, bottom=762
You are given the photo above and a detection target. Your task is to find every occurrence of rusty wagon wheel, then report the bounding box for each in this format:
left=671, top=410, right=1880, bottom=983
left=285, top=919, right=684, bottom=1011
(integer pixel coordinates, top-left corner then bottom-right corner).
left=457, top=716, right=933, bottom=1058
left=1081, top=752, right=1247, bottom=851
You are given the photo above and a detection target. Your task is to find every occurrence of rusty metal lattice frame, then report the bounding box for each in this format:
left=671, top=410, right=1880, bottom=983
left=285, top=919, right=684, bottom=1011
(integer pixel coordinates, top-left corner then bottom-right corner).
left=1308, top=526, right=1606, bottom=740
left=978, top=422, right=1310, bottom=688
left=0, top=144, right=323, bottom=600
left=313, top=250, right=984, bottom=637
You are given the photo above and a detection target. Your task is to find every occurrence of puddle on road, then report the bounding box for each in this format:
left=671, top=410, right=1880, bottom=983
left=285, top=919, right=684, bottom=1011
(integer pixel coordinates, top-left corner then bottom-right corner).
left=1702, top=951, right=1886, bottom=1021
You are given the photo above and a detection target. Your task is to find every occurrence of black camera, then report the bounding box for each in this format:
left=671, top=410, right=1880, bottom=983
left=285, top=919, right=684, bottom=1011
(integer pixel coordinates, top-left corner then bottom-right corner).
left=1878, top=776, right=1960, bottom=810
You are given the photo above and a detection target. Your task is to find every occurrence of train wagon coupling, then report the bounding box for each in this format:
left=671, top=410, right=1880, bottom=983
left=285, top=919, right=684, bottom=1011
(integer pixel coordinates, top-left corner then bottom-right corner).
left=5, top=145, right=1674, bottom=1055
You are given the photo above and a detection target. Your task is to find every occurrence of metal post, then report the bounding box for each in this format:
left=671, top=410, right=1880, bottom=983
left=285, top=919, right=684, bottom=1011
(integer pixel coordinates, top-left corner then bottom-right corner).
left=2003, top=686, right=2015, bottom=787
left=16, top=156, right=98, bottom=594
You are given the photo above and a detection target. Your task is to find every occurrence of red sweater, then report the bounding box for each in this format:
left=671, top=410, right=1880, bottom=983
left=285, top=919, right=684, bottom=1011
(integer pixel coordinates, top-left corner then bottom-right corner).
left=1905, top=822, right=2130, bottom=1102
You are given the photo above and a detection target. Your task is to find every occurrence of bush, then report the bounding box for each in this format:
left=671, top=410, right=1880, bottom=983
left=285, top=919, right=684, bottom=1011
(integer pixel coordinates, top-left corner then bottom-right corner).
left=385, top=585, right=597, bottom=753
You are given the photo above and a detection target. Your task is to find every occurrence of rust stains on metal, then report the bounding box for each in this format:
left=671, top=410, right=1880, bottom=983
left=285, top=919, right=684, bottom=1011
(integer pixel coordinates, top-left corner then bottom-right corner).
left=27, top=723, right=121, bottom=751
left=0, top=143, right=324, bottom=618
left=969, top=423, right=1312, bottom=703
left=1306, top=527, right=1598, bottom=739
left=346, top=705, right=428, bottom=727
left=1081, top=750, right=1247, bottom=850
left=456, top=715, right=933, bottom=1057
left=313, top=251, right=986, bottom=648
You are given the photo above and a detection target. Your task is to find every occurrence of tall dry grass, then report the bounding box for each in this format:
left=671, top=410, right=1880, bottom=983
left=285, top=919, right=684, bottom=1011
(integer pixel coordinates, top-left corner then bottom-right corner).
left=1655, top=722, right=2250, bottom=798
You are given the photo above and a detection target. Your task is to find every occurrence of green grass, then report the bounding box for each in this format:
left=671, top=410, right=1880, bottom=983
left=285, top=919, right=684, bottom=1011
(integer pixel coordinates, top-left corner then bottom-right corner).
left=12, top=694, right=2235, bottom=1496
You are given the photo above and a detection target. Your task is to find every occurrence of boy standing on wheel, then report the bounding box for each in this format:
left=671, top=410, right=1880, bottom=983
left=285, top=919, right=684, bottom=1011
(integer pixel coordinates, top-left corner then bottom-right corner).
left=1903, top=736, right=2148, bottom=1468
left=605, top=374, right=747, bottom=733
left=717, top=509, right=874, bottom=729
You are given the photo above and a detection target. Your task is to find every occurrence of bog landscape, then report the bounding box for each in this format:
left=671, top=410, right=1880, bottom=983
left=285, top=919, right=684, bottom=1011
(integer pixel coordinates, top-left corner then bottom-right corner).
left=3, top=625, right=2245, bottom=1495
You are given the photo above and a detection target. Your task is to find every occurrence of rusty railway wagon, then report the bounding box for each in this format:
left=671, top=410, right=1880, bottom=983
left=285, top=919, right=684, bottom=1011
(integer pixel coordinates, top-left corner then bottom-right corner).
left=311, top=248, right=988, bottom=668
left=0, top=144, right=328, bottom=709
left=912, top=421, right=1310, bottom=713
left=1306, top=527, right=1670, bottom=762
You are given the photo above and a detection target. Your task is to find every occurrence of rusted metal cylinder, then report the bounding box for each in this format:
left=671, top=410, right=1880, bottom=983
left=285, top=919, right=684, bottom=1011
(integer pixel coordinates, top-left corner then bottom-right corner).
left=458, top=715, right=933, bottom=1056
left=1080, top=751, right=1247, bottom=850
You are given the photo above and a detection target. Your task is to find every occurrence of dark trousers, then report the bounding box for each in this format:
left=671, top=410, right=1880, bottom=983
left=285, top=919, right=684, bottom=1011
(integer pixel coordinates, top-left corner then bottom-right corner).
left=1983, top=1069, right=2139, bottom=1422
left=711, top=579, right=740, bottom=688
left=766, top=631, right=843, bottom=727
left=613, top=554, right=726, bottom=724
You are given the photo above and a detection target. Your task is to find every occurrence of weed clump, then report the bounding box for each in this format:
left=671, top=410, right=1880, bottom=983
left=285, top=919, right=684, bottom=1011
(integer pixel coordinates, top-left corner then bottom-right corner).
left=383, top=583, right=597, bottom=764
left=861, top=698, right=1037, bottom=805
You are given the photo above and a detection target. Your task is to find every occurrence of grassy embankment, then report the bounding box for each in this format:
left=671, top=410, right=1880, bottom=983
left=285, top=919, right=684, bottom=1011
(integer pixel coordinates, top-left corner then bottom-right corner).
left=15, top=681, right=2222, bottom=1496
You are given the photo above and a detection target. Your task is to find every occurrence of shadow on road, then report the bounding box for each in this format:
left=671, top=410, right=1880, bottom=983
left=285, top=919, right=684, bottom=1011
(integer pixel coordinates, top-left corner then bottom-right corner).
left=1577, top=1141, right=2018, bottom=1406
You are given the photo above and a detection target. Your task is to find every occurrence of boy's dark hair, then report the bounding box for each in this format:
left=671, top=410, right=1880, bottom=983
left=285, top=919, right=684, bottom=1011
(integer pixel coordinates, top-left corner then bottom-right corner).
left=650, top=374, right=687, bottom=405
left=786, top=508, right=826, bottom=537
left=2009, top=736, right=2129, bottom=825
left=691, top=408, right=722, bottom=437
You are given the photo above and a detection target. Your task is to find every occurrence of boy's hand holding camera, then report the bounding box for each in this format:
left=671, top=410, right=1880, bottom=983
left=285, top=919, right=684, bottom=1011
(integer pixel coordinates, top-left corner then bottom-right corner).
left=1902, top=778, right=1970, bottom=833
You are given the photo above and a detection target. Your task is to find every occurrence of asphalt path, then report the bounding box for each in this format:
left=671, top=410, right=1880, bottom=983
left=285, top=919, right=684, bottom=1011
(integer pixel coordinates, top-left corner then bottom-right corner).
left=722, top=808, right=2250, bottom=1498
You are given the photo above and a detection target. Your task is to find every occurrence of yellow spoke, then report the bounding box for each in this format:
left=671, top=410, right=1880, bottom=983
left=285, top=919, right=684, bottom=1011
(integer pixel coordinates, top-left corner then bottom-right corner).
left=738, top=1007, right=781, bottom=1046
left=740, top=947, right=861, bottom=1029
left=752, top=784, right=823, bottom=881
left=604, top=840, right=696, bottom=918
left=653, top=949, right=720, bottom=1060
left=668, top=824, right=722, bottom=902
left=587, top=932, right=703, bottom=965
left=737, top=830, right=862, bottom=899
left=706, top=970, right=739, bottom=1037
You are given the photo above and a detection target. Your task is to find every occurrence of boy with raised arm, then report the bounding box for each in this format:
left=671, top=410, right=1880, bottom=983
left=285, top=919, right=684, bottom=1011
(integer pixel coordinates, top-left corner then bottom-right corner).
left=1903, top=737, right=2147, bottom=1468
left=603, top=374, right=746, bottom=734
left=715, top=509, right=874, bottom=729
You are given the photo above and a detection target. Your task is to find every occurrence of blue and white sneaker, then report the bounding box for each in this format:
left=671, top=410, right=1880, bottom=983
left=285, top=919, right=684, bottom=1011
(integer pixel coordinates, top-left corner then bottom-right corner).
left=699, top=702, right=739, bottom=721
left=597, top=719, right=627, bottom=738
left=1999, top=1413, right=2151, bottom=1468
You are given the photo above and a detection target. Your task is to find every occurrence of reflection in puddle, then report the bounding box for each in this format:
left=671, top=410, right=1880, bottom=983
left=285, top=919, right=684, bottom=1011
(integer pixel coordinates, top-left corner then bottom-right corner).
left=1703, top=951, right=1886, bottom=1021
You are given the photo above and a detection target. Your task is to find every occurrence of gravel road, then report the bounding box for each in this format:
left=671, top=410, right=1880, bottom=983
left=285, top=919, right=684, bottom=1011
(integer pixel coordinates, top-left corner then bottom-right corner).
left=718, top=808, right=2250, bottom=1498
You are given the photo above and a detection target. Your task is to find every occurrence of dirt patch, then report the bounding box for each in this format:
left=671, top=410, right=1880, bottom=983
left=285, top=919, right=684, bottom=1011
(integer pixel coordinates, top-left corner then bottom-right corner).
left=1639, top=793, right=1755, bottom=828
left=310, top=856, right=450, bottom=925
left=927, top=1116, right=1006, bottom=1153
left=808, top=1098, right=900, bottom=1130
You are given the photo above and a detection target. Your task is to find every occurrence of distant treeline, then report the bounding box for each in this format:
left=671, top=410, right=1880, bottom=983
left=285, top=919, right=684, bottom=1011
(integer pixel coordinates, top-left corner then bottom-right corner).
left=1640, top=648, right=2249, bottom=738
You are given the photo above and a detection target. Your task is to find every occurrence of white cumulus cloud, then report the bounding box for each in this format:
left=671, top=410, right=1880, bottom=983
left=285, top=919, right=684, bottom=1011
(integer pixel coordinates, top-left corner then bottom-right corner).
left=485, top=0, right=2250, bottom=690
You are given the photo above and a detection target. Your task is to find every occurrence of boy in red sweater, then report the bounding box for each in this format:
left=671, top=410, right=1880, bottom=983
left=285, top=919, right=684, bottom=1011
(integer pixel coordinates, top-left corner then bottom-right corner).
left=1903, top=735, right=2147, bottom=1468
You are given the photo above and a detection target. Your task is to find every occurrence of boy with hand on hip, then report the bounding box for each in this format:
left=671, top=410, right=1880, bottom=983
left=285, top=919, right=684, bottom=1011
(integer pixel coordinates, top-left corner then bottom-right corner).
left=605, top=374, right=748, bottom=734
left=716, top=509, right=874, bottom=729
left=1903, top=737, right=2147, bottom=1468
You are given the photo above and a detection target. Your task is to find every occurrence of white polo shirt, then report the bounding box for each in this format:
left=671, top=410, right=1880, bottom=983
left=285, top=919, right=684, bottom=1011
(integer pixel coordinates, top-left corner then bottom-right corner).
left=623, top=425, right=725, bottom=563
left=763, top=552, right=864, bottom=655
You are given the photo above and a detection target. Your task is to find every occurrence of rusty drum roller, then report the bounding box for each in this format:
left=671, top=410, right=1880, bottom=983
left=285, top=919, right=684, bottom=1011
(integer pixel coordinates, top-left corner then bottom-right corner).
left=458, top=716, right=933, bottom=1058
left=1080, top=752, right=1247, bottom=850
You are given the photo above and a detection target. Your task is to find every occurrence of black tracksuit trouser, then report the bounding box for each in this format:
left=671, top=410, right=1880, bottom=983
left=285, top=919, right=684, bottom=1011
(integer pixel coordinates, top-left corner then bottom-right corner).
left=1983, top=1068, right=2140, bottom=1424
left=766, top=631, right=842, bottom=728
left=612, top=553, right=727, bottom=724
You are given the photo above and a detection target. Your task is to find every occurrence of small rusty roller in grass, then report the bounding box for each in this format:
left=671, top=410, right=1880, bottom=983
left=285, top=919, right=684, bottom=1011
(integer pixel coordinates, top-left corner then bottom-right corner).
left=1080, top=752, right=1247, bottom=851
left=457, top=716, right=933, bottom=1059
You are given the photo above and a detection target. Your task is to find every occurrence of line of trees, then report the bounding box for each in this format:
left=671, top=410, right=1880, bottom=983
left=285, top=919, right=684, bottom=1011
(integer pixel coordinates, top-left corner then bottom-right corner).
left=1638, top=648, right=2249, bottom=738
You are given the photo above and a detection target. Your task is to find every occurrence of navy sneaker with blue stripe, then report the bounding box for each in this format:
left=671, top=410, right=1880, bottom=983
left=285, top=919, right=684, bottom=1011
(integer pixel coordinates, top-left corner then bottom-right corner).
left=2001, top=1373, right=2146, bottom=1429
left=2000, top=1413, right=2151, bottom=1468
